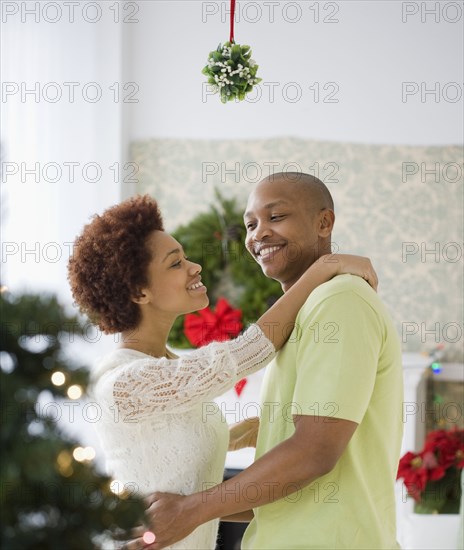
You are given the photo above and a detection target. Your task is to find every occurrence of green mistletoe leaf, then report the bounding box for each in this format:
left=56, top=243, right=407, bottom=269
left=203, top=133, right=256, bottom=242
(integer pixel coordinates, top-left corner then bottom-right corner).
left=202, top=42, right=261, bottom=104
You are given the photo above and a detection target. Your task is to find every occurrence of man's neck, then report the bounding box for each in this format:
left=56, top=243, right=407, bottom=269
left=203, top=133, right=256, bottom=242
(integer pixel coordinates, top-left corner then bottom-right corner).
left=280, top=247, right=332, bottom=293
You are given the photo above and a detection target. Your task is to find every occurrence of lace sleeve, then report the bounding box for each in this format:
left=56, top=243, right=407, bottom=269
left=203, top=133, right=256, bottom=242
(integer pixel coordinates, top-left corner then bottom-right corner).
left=95, top=324, right=275, bottom=420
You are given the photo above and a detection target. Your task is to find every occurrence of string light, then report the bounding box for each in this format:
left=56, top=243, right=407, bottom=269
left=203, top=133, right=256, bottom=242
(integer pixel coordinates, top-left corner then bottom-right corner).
left=431, top=362, right=442, bottom=374
left=84, top=447, right=95, bottom=460
left=110, top=480, right=125, bottom=496
left=56, top=450, right=73, bottom=477
left=109, top=479, right=134, bottom=499
left=73, top=447, right=86, bottom=462
left=67, top=385, right=82, bottom=399
left=73, top=446, right=95, bottom=462
left=51, top=371, right=65, bottom=386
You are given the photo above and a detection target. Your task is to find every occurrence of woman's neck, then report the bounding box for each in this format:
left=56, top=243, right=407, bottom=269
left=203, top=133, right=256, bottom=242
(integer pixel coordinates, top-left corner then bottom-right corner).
left=120, top=311, right=175, bottom=358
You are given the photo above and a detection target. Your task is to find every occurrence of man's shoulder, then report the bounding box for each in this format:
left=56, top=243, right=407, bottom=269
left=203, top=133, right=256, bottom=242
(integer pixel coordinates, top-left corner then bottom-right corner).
left=302, top=272, right=373, bottom=304
left=297, top=273, right=382, bottom=322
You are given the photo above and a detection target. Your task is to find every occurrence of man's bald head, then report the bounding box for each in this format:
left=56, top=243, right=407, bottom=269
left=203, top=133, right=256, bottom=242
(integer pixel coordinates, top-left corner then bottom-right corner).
left=257, top=172, right=334, bottom=213
left=245, top=171, right=336, bottom=289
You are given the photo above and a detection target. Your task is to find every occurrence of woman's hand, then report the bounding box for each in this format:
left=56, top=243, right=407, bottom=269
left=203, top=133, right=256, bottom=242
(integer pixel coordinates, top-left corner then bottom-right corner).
left=316, top=254, right=378, bottom=291
left=228, top=417, right=260, bottom=451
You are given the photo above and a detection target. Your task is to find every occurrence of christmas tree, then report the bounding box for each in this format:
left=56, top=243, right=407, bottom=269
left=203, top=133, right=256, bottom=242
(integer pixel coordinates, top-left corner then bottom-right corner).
left=0, top=290, right=145, bottom=549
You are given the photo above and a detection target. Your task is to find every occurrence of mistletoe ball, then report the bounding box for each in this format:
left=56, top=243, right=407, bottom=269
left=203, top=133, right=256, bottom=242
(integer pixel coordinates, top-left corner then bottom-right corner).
left=202, top=42, right=261, bottom=103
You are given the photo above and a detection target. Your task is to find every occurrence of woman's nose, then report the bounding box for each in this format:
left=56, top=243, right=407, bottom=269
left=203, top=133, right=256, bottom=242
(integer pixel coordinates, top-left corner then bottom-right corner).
left=189, top=261, right=202, bottom=274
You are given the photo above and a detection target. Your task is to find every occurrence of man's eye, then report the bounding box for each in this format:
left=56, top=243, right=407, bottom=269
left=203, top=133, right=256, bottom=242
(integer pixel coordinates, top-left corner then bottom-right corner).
left=245, top=222, right=256, bottom=230
left=271, top=215, right=284, bottom=221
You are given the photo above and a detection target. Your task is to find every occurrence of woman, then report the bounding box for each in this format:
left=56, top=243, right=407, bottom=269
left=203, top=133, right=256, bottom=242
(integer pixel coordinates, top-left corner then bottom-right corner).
left=67, top=195, right=377, bottom=549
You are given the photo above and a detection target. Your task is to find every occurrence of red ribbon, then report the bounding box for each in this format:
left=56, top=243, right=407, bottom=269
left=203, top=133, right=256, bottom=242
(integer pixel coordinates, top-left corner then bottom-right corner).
left=230, top=0, right=236, bottom=43
left=234, top=378, right=248, bottom=397
left=184, top=298, right=243, bottom=347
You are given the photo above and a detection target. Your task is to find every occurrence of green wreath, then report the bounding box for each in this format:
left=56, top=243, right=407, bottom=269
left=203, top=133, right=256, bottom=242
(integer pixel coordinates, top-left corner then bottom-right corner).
left=168, top=191, right=281, bottom=348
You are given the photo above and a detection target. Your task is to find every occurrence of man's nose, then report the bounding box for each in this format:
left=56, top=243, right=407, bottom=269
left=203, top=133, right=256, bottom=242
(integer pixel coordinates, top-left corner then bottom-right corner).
left=253, top=221, right=273, bottom=241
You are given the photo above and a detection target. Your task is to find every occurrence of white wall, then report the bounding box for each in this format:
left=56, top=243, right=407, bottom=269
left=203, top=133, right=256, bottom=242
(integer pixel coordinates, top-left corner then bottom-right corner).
left=1, top=2, right=130, bottom=360
left=125, top=0, right=463, bottom=145
left=1, top=2, right=126, bottom=303
left=2, top=1, right=462, bottom=301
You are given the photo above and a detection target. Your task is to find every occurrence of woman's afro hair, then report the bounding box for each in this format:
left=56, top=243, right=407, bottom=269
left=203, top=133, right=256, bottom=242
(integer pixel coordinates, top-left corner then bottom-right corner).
left=67, top=194, right=164, bottom=334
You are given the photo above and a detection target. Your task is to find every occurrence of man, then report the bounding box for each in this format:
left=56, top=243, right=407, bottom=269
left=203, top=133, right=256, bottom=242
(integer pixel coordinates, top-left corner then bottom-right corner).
left=129, top=173, right=404, bottom=549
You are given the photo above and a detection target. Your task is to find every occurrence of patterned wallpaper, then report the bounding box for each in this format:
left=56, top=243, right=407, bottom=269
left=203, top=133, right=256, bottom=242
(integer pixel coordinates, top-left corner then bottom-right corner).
left=130, top=137, right=463, bottom=362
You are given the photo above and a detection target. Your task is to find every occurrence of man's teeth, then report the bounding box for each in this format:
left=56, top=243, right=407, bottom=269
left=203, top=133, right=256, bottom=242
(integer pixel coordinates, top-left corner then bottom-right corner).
left=258, top=246, right=281, bottom=258
left=188, top=282, right=204, bottom=290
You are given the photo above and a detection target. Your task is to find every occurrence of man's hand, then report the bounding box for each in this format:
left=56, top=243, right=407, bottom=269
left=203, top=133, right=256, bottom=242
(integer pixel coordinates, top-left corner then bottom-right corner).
left=228, top=417, right=259, bottom=451
left=123, top=492, right=199, bottom=550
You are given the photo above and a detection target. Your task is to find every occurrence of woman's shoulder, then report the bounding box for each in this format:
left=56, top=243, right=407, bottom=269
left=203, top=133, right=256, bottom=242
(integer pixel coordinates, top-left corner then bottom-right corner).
left=91, top=348, right=163, bottom=384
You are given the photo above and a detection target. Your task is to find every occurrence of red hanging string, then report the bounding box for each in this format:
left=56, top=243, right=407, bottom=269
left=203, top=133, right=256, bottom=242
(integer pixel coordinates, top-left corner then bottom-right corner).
left=229, top=0, right=236, bottom=43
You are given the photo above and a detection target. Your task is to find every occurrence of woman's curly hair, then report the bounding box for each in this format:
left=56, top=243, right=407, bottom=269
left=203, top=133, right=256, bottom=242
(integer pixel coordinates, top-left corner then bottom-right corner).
left=67, top=194, right=164, bottom=334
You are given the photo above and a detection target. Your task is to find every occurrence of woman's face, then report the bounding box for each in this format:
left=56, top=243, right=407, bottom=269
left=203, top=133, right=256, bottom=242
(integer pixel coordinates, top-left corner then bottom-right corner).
left=138, top=230, right=209, bottom=316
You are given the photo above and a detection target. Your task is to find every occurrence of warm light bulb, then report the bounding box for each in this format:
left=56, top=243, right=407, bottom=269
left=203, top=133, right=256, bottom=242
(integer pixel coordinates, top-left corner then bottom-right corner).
left=110, top=480, right=123, bottom=495
left=67, top=385, right=82, bottom=399
left=51, top=371, right=65, bottom=386
left=57, top=450, right=72, bottom=468
left=84, top=446, right=95, bottom=461
left=73, top=446, right=86, bottom=462
left=56, top=450, right=73, bottom=476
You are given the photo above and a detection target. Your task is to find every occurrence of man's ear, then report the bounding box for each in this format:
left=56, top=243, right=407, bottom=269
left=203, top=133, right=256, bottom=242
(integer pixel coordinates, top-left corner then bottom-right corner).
left=318, top=209, right=335, bottom=237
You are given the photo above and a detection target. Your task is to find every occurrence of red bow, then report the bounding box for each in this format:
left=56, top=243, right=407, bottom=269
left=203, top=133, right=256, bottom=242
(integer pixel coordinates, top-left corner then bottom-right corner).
left=184, top=298, right=243, bottom=347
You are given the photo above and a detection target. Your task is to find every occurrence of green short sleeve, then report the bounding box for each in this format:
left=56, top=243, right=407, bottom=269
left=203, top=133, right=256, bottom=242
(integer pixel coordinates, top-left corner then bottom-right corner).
left=293, top=290, right=384, bottom=423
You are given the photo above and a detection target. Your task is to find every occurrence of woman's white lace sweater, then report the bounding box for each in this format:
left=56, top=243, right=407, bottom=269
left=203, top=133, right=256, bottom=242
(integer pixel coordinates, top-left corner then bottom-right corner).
left=91, top=325, right=275, bottom=550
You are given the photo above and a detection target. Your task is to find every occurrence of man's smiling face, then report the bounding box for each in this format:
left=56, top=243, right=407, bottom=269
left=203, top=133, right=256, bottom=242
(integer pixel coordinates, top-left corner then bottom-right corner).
left=244, top=177, right=330, bottom=291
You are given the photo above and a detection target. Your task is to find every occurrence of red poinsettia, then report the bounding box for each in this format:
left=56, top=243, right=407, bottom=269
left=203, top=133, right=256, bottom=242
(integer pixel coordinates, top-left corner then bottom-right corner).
left=424, top=429, right=464, bottom=469
left=184, top=297, right=243, bottom=347
left=397, top=451, right=429, bottom=501
left=397, top=428, right=464, bottom=506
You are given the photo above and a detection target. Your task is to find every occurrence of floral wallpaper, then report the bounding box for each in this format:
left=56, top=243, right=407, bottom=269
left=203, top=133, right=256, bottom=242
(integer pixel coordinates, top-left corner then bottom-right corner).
left=130, top=137, right=463, bottom=362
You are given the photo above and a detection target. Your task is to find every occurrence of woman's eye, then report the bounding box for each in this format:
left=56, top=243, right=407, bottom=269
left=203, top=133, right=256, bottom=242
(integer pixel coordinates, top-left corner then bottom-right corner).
left=171, top=260, right=182, bottom=268
left=271, top=215, right=284, bottom=221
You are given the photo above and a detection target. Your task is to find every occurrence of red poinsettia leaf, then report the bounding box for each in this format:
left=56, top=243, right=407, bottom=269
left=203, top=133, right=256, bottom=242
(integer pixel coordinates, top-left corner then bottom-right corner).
left=422, top=450, right=438, bottom=469
left=397, top=452, right=419, bottom=479
left=404, top=480, right=423, bottom=502
left=429, top=466, right=446, bottom=481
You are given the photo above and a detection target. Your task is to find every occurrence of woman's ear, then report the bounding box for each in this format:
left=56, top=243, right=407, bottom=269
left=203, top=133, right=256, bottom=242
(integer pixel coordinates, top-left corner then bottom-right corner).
left=131, top=289, right=150, bottom=305
left=318, top=209, right=335, bottom=237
